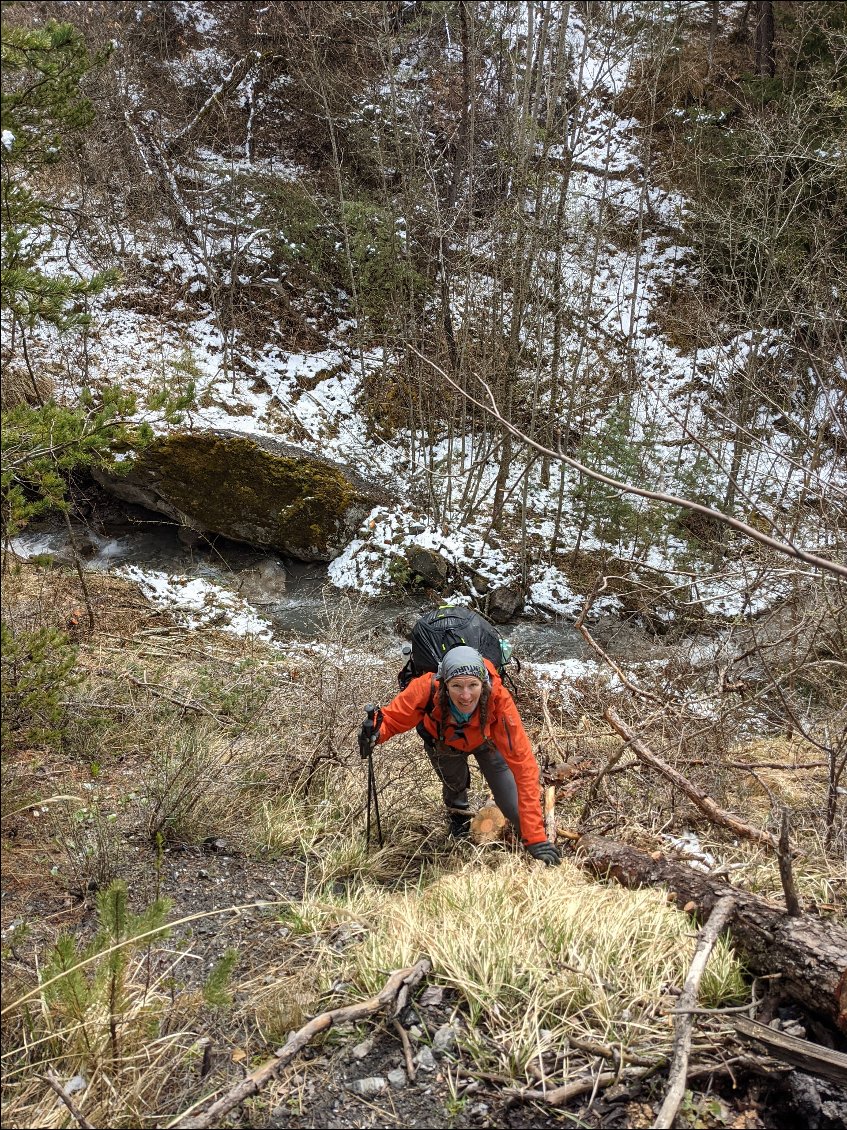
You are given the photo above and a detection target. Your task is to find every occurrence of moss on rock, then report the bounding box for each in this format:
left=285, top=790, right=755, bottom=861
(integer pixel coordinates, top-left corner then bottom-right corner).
left=96, top=430, right=393, bottom=561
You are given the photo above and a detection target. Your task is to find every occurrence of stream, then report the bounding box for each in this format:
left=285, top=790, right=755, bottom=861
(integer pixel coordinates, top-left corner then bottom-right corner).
left=9, top=504, right=665, bottom=668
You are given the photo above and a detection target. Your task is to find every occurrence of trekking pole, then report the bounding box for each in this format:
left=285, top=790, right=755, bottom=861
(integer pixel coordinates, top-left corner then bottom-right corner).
left=361, top=705, right=384, bottom=850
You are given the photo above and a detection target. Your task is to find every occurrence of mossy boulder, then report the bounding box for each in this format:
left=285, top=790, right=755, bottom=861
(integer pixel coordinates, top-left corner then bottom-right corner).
left=94, top=430, right=393, bottom=561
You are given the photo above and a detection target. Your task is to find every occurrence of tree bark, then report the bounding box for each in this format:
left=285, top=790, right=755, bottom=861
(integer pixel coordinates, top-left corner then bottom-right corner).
left=573, top=834, right=847, bottom=1032
left=755, top=1, right=776, bottom=78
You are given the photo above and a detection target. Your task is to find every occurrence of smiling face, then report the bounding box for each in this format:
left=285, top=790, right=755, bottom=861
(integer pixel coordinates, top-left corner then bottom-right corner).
left=446, top=675, right=484, bottom=714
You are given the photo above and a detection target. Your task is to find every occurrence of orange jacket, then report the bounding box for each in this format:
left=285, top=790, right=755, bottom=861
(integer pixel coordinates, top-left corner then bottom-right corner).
left=376, top=660, right=546, bottom=845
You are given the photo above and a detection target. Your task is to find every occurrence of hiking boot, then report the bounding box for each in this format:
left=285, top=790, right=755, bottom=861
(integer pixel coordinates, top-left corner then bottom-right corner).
left=449, top=810, right=471, bottom=839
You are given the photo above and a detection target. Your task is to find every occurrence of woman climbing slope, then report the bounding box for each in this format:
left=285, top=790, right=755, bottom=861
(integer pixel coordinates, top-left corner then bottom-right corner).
left=359, top=645, right=561, bottom=865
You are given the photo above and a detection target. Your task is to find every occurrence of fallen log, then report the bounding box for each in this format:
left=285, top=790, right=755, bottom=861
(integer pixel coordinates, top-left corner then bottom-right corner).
left=574, top=835, right=847, bottom=1033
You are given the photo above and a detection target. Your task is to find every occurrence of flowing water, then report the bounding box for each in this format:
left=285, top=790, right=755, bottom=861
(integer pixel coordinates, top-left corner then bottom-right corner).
left=9, top=507, right=639, bottom=664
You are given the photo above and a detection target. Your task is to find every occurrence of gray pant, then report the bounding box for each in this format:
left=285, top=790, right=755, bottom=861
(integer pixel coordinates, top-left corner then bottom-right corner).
left=423, top=736, right=521, bottom=838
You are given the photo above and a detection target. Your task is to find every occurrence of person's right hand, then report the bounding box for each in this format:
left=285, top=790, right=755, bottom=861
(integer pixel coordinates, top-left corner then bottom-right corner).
left=358, top=711, right=381, bottom=756
left=526, top=840, right=562, bottom=866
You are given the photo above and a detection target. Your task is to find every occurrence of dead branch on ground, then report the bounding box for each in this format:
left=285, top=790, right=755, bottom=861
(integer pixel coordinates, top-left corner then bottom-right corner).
left=604, top=707, right=779, bottom=851
left=171, top=958, right=432, bottom=1129
left=653, top=895, right=736, bottom=1128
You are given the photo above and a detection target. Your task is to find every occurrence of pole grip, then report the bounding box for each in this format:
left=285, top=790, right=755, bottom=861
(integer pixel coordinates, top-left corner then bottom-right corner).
left=360, top=704, right=378, bottom=759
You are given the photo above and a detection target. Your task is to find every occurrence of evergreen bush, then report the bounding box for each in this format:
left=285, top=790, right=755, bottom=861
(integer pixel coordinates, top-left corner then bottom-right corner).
left=0, top=621, right=79, bottom=753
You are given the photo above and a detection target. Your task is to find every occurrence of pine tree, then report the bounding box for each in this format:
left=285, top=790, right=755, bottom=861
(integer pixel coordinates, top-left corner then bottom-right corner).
left=1, top=19, right=114, bottom=328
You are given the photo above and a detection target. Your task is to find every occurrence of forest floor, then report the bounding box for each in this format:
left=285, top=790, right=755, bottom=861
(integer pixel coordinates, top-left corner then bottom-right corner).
left=2, top=563, right=845, bottom=1129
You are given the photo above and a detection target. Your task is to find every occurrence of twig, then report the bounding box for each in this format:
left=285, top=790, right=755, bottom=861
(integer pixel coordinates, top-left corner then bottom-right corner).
left=668, top=1001, right=761, bottom=1015
left=653, top=895, right=736, bottom=1129
left=567, top=1033, right=653, bottom=1067
left=604, top=708, right=779, bottom=851
left=575, top=579, right=664, bottom=704
left=392, top=1019, right=417, bottom=1082
left=124, top=675, right=231, bottom=723
left=544, top=785, right=557, bottom=844
left=170, top=958, right=431, bottom=1128
left=539, top=688, right=569, bottom=762
left=725, top=761, right=828, bottom=771
left=39, top=1071, right=95, bottom=1130
left=510, top=1064, right=655, bottom=1107
left=579, top=738, right=632, bottom=824
left=778, top=808, right=802, bottom=916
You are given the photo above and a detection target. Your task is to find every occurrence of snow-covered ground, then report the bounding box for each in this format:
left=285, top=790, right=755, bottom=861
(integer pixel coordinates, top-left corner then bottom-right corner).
left=8, top=3, right=844, bottom=646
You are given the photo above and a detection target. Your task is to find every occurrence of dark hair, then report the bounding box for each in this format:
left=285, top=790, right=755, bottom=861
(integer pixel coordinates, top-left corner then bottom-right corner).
left=439, top=677, right=490, bottom=734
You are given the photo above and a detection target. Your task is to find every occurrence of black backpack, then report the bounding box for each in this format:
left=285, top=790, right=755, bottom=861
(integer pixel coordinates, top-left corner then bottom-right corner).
left=397, top=605, right=516, bottom=690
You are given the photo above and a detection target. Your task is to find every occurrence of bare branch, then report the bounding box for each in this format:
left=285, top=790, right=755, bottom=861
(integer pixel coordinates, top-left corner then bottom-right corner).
left=171, top=958, right=432, bottom=1129
left=653, top=895, right=736, bottom=1129
left=604, top=708, right=779, bottom=851
left=408, top=346, right=847, bottom=579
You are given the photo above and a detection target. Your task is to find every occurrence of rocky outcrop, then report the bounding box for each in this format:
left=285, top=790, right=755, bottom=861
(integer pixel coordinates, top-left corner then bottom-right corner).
left=486, top=583, right=524, bottom=623
left=405, top=544, right=450, bottom=586
left=94, top=430, right=393, bottom=562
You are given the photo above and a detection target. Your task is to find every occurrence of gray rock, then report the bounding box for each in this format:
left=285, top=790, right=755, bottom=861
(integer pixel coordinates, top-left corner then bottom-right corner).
left=237, top=558, right=287, bottom=602
left=487, top=583, right=523, bottom=623
left=386, top=1067, right=408, bottom=1089
left=348, top=1076, right=388, bottom=1096
left=432, top=1023, right=459, bottom=1057
left=351, top=1037, right=374, bottom=1060
left=413, top=1046, right=437, bottom=1072
left=471, top=572, right=491, bottom=595
left=418, top=986, right=444, bottom=1007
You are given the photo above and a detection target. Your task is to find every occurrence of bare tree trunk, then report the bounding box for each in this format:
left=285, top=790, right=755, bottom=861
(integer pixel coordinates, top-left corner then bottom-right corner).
left=707, top=0, right=719, bottom=80
left=755, top=1, right=776, bottom=78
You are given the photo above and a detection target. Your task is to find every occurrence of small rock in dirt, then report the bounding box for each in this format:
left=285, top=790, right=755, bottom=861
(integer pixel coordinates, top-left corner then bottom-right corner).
left=398, top=1004, right=421, bottom=1028
left=407, top=1024, right=423, bottom=1041
left=351, top=1037, right=374, bottom=1060
left=432, top=1023, right=459, bottom=1057
left=414, top=1046, right=437, bottom=1072
left=386, top=1067, right=408, bottom=1089
left=348, top=1076, right=388, bottom=1097
left=419, top=986, right=443, bottom=1007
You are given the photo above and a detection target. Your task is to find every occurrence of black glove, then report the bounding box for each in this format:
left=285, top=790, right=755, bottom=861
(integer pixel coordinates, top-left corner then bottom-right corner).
left=358, top=707, right=382, bottom=758
left=527, top=840, right=562, bottom=866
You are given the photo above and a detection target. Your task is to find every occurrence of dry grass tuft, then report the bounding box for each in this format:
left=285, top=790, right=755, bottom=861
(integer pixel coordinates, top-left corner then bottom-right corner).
left=278, top=854, right=745, bottom=1079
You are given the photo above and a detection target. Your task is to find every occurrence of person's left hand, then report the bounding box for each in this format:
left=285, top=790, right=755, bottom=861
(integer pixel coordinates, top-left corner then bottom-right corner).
left=526, top=840, right=562, bottom=866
